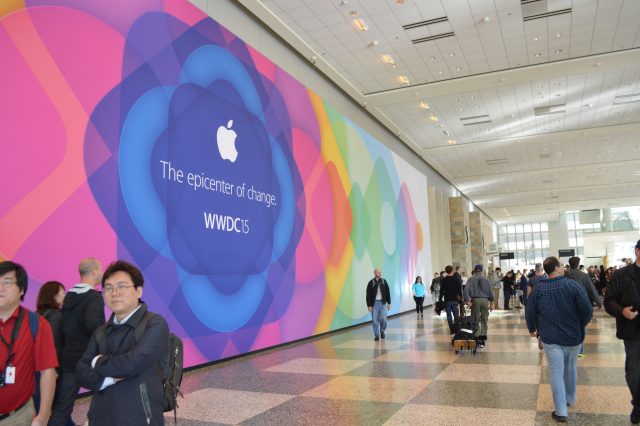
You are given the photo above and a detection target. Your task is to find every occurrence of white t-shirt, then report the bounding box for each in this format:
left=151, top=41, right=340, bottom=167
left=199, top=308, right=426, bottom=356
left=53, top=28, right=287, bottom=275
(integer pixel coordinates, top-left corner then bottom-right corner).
left=375, top=279, right=383, bottom=300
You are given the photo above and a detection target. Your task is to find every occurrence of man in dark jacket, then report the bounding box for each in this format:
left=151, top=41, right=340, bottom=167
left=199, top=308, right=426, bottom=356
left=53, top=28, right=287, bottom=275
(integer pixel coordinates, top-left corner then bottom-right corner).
left=366, top=268, right=391, bottom=341
left=566, top=256, right=602, bottom=358
left=604, top=240, right=640, bottom=424
left=50, top=258, right=105, bottom=426
left=77, top=260, right=169, bottom=426
left=439, top=265, right=462, bottom=334
left=503, top=271, right=514, bottom=310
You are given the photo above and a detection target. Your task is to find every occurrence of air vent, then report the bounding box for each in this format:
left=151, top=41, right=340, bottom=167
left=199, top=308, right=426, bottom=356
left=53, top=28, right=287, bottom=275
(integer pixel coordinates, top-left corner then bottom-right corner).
left=613, top=93, right=640, bottom=105
left=523, top=8, right=571, bottom=21
left=460, top=114, right=492, bottom=126
left=485, top=158, right=508, bottom=166
left=534, top=104, right=565, bottom=116
left=539, top=153, right=551, bottom=159
left=403, top=16, right=455, bottom=44
left=403, top=17, right=448, bottom=30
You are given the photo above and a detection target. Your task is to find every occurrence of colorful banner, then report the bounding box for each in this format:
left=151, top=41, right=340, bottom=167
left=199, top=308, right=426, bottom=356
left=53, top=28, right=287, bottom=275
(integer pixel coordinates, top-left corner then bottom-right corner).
left=1, top=0, right=430, bottom=367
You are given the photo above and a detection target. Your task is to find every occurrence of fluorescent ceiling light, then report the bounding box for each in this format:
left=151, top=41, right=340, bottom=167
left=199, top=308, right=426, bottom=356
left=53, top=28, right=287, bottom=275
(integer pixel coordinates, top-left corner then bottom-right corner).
left=397, top=75, right=410, bottom=85
left=419, top=101, right=430, bottom=110
left=381, top=54, right=395, bottom=65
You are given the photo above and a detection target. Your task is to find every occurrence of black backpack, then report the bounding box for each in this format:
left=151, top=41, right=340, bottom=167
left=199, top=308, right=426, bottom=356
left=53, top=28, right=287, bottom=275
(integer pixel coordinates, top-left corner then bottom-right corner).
left=95, top=311, right=184, bottom=423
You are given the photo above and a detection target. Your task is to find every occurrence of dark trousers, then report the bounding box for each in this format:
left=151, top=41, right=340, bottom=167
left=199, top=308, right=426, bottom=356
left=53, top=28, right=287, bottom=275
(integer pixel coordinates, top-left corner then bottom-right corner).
left=625, top=340, right=640, bottom=410
left=445, top=301, right=459, bottom=332
left=49, top=371, right=79, bottom=426
left=413, top=296, right=424, bottom=313
left=503, top=287, right=511, bottom=309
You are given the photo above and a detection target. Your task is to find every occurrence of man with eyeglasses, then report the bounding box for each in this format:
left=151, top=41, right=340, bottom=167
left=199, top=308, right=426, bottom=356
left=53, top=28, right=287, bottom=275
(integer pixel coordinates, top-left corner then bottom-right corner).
left=76, top=260, right=169, bottom=426
left=50, top=258, right=105, bottom=426
left=526, top=257, right=592, bottom=423
left=0, top=260, right=58, bottom=425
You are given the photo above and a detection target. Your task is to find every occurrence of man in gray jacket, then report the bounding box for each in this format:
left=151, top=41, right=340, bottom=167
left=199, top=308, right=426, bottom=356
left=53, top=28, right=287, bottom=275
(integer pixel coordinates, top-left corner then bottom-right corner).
left=566, top=256, right=602, bottom=357
left=464, top=264, right=494, bottom=348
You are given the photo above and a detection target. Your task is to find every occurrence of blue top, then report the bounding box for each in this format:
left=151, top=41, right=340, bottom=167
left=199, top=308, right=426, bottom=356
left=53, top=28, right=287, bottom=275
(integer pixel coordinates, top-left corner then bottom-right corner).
left=412, top=282, right=426, bottom=297
left=525, top=276, right=593, bottom=346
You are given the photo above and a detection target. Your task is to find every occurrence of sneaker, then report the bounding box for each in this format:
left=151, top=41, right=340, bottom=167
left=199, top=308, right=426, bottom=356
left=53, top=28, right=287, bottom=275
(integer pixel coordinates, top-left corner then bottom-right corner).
left=551, top=411, right=568, bottom=423
left=374, top=335, right=380, bottom=341
left=478, top=342, right=485, bottom=348
left=578, top=353, right=586, bottom=358
left=380, top=332, right=385, bottom=339
left=631, top=407, right=640, bottom=424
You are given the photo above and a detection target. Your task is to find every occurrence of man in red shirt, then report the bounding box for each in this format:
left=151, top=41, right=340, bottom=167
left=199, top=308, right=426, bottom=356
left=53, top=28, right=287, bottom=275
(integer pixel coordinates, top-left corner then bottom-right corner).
left=0, top=261, right=58, bottom=425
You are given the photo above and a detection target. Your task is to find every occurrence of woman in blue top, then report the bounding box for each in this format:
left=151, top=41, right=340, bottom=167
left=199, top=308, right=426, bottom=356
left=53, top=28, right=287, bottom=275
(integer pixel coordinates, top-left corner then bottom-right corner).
left=412, top=276, right=426, bottom=317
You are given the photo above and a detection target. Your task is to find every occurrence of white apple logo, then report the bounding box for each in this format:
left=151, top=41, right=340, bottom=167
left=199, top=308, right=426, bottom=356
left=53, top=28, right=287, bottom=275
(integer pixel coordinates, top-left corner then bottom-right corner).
left=216, top=119, right=238, bottom=162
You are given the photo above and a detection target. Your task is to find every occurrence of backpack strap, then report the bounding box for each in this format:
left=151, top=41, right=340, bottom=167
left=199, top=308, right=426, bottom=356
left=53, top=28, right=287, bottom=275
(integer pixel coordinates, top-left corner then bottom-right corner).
left=27, top=310, right=39, bottom=341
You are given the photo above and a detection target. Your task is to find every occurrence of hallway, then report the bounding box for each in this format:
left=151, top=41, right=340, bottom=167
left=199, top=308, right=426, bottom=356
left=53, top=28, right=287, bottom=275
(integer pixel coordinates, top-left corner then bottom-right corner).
left=73, top=306, right=629, bottom=425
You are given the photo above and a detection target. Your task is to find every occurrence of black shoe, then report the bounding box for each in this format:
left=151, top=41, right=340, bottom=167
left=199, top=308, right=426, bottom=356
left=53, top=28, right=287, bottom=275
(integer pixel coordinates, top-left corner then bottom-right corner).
left=380, top=332, right=385, bottom=339
left=631, top=407, right=640, bottom=424
left=374, top=335, right=380, bottom=341
left=551, top=411, right=568, bottom=423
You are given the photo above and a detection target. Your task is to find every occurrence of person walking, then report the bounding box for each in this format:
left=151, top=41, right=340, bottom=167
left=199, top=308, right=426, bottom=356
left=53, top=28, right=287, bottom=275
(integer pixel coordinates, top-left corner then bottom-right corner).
left=366, top=268, right=391, bottom=341
left=412, top=276, right=425, bottom=318
left=463, top=265, right=494, bottom=348
left=439, top=265, right=462, bottom=334
left=526, top=257, right=592, bottom=423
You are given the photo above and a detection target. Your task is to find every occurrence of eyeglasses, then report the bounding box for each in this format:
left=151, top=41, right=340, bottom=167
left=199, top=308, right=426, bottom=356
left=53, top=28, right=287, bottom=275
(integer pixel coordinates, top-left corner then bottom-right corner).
left=0, top=279, right=17, bottom=288
left=103, top=282, right=135, bottom=295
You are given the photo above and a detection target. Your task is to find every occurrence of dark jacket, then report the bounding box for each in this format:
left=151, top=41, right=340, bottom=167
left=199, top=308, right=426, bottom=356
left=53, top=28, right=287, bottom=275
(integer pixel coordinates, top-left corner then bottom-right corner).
left=604, top=264, right=640, bottom=341
left=366, top=278, right=391, bottom=307
left=43, top=308, right=63, bottom=370
left=566, top=268, right=602, bottom=307
left=439, top=276, right=462, bottom=302
left=76, top=303, right=169, bottom=426
left=60, top=286, right=105, bottom=371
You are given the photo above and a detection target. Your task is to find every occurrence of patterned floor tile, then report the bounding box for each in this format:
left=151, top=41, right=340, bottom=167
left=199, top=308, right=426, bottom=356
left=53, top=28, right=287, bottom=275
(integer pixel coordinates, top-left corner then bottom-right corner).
left=385, top=404, right=537, bottom=426
left=537, top=384, right=631, bottom=415
left=435, top=363, right=542, bottom=384
left=302, top=376, right=430, bottom=403
left=333, top=339, right=408, bottom=350
left=264, top=357, right=368, bottom=375
left=346, top=360, right=449, bottom=379
left=175, top=388, right=294, bottom=424
left=377, top=350, right=458, bottom=364
left=540, top=366, right=627, bottom=386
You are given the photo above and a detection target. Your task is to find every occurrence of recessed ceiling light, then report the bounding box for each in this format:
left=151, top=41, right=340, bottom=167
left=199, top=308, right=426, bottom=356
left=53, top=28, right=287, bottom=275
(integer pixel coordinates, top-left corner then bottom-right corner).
left=555, top=33, right=561, bottom=38
left=470, top=96, right=475, bottom=100
left=419, top=100, right=430, bottom=110
left=429, top=56, right=436, bottom=61
left=449, top=52, right=456, bottom=57
left=535, top=52, right=542, bottom=57
left=368, top=40, right=379, bottom=47
left=533, top=36, right=539, bottom=41
left=456, top=66, right=463, bottom=71
left=438, top=70, right=443, bottom=75
left=340, top=0, right=348, bottom=5
left=447, top=139, right=456, bottom=145
left=475, top=105, right=480, bottom=109
left=584, top=103, right=593, bottom=108
left=352, top=18, right=369, bottom=31
left=381, top=54, right=395, bottom=65
left=459, top=107, right=463, bottom=111
left=397, top=75, right=410, bottom=85
left=429, top=114, right=439, bottom=122
left=555, top=49, right=563, bottom=54
left=595, top=62, right=602, bottom=67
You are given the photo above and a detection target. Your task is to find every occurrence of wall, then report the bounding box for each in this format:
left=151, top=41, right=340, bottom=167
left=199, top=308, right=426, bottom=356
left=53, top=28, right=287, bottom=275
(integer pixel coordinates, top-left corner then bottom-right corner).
left=1, top=0, right=434, bottom=367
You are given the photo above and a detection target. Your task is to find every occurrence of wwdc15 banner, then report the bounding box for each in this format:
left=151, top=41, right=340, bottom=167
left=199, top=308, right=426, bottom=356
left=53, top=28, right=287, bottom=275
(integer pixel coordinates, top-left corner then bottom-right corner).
left=0, top=0, right=430, bottom=367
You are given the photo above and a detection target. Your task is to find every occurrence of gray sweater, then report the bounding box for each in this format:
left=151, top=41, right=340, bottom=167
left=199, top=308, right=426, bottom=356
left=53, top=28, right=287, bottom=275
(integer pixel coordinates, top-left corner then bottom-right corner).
left=464, top=275, right=495, bottom=301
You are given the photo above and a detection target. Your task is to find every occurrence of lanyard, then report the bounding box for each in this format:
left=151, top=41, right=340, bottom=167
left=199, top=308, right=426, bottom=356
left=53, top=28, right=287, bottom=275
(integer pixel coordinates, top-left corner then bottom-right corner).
left=0, top=307, right=25, bottom=367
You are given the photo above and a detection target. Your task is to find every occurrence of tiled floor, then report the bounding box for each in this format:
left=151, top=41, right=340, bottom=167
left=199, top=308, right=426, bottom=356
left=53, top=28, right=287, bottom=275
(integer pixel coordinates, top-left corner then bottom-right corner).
left=70, top=306, right=632, bottom=425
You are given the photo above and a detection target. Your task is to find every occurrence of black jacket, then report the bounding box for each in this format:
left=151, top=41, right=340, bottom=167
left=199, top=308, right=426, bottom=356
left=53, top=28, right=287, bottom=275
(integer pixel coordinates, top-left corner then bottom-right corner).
left=366, top=278, right=391, bottom=307
left=438, top=276, right=462, bottom=302
left=76, top=303, right=169, bottom=426
left=566, top=269, right=602, bottom=307
left=43, top=309, right=63, bottom=370
left=604, top=264, right=640, bottom=341
left=60, top=287, right=105, bottom=372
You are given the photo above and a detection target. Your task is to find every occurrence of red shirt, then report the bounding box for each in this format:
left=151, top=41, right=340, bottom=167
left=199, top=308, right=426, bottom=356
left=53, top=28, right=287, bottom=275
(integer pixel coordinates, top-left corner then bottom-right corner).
left=0, top=306, right=58, bottom=413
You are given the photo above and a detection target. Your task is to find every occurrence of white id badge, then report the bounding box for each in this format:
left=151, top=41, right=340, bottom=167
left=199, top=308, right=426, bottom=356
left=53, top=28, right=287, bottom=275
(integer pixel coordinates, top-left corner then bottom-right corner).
left=5, top=365, right=16, bottom=384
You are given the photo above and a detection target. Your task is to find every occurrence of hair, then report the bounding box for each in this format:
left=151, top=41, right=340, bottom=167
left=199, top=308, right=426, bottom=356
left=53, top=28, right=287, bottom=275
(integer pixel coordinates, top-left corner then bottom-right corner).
left=568, top=256, right=581, bottom=269
left=535, top=263, right=543, bottom=272
left=495, top=267, right=501, bottom=272
left=36, top=281, right=65, bottom=314
left=415, top=276, right=422, bottom=283
left=543, top=256, right=561, bottom=275
left=455, top=265, right=460, bottom=271
left=0, top=260, right=29, bottom=301
left=102, top=260, right=144, bottom=288
left=445, top=265, right=453, bottom=274
left=79, top=257, right=100, bottom=278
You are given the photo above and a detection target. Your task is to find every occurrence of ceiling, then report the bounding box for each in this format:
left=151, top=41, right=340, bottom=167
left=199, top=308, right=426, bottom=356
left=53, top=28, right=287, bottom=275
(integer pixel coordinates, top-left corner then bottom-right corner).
left=236, top=0, right=640, bottom=224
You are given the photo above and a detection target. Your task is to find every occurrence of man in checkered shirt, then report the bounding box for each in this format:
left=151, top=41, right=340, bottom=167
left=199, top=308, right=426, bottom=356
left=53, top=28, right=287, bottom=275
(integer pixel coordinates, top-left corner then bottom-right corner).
left=526, top=256, right=592, bottom=423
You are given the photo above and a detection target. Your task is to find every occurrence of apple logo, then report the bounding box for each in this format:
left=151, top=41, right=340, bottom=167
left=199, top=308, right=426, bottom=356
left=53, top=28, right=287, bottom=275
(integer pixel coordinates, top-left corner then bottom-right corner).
left=216, top=119, right=238, bottom=162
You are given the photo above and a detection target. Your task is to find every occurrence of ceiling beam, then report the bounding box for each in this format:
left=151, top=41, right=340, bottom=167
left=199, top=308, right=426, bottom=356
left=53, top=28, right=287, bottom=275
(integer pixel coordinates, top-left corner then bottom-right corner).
left=472, top=181, right=640, bottom=199
left=365, top=48, right=640, bottom=106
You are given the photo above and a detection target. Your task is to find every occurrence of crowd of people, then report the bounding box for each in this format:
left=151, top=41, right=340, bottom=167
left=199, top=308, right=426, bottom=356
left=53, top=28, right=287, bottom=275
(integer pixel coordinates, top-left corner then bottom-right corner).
left=0, top=258, right=170, bottom=426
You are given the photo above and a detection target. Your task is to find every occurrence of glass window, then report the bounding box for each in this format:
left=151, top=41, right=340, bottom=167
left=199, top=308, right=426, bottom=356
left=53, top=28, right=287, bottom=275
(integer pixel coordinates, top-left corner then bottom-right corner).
left=507, top=225, right=515, bottom=234
left=532, top=223, right=541, bottom=232
left=515, top=224, right=523, bottom=233
left=541, top=223, right=548, bottom=231
left=524, top=223, right=532, bottom=233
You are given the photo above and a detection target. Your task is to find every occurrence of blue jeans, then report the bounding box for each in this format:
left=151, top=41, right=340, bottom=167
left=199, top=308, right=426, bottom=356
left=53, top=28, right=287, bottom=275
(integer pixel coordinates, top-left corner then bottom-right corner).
left=544, top=343, right=581, bottom=416
left=371, top=300, right=387, bottom=336
left=445, top=301, right=459, bottom=332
